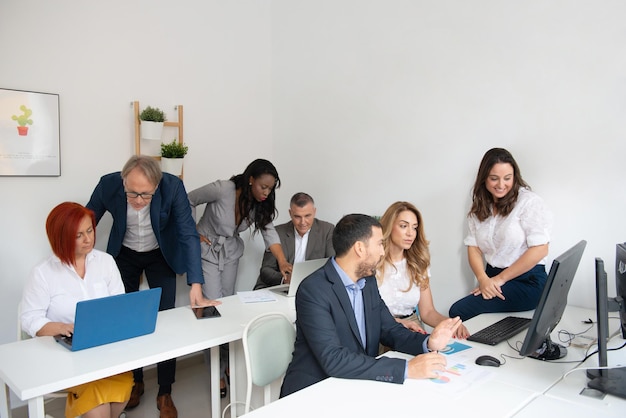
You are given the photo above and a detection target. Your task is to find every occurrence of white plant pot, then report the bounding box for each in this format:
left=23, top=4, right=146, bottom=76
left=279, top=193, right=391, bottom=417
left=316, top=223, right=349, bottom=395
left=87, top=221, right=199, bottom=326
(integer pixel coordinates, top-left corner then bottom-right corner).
left=161, top=157, right=184, bottom=176
left=141, top=121, right=164, bottom=140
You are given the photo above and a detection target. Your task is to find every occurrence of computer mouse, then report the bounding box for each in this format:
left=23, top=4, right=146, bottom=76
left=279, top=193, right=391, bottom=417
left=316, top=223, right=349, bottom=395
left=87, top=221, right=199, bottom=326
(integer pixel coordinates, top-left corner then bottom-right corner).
left=475, top=355, right=501, bottom=367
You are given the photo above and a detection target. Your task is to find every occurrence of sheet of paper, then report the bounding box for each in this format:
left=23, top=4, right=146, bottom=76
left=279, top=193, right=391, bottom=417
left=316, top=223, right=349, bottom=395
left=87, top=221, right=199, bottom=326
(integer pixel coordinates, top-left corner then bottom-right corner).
left=237, top=290, right=277, bottom=303
left=384, top=342, right=494, bottom=397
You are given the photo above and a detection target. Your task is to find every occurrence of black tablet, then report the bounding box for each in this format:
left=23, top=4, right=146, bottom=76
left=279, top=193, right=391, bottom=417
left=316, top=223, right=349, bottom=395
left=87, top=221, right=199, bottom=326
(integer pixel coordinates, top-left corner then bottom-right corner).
left=193, top=306, right=221, bottom=319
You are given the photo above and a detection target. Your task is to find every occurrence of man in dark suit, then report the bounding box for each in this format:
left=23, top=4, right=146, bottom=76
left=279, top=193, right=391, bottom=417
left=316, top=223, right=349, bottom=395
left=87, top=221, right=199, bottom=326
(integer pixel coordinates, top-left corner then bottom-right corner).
left=87, top=155, right=218, bottom=418
left=254, top=192, right=335, bottom=289
left=280, top=214, right=462, bottom=397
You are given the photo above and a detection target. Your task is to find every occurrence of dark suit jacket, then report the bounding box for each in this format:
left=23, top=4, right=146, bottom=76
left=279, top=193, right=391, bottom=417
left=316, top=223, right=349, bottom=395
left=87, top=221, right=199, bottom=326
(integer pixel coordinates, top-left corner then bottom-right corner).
left=254, top=219, right=335, bottom=289
left=279, top=259, right=429, bottom=397
left=86, top=171, right=203, bottom=285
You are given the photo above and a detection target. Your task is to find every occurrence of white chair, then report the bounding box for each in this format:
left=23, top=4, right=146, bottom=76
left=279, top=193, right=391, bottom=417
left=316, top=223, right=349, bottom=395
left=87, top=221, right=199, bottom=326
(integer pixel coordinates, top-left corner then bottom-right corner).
left=17, top=302, right=68, bottom=418
left=240, top=312, right=296, bottom=414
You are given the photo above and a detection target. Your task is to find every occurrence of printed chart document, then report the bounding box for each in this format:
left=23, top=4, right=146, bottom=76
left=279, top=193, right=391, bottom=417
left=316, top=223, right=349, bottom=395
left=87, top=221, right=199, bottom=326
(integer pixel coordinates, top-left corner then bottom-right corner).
left=384, top=342, right=494, bottom=397
left=237, top=289, right=277, bottom=303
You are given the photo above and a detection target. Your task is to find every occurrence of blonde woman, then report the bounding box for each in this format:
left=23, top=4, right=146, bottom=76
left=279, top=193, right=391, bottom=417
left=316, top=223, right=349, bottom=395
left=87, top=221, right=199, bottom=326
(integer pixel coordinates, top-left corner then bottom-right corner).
left=377, top=201, right=469, bottom=340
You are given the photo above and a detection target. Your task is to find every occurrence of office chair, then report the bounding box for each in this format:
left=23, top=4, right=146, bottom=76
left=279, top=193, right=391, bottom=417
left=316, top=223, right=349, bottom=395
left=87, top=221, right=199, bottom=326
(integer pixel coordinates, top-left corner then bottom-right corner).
left=222, top=312, right=295, bottom=416
left=17, top=302, right=69, bottom=418
left=243, top=312, right=295, bottom=414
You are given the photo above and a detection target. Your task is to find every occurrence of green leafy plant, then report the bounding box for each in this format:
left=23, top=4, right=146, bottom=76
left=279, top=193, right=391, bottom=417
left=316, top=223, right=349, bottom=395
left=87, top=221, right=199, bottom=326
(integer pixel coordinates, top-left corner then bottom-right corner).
left=12, top=105, right=33, bottom=126
left=139, top=106, right=166, bottom=122
left=160, top=139, right=188, bottom=158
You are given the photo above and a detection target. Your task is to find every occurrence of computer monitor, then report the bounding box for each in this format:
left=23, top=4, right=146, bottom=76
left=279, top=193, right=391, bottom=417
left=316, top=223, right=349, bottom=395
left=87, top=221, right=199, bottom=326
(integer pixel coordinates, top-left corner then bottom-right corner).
left=585, top=246, right=626, bottom=399
left=518, top=240, right=587, bottom=361
left=615, top=243, right=626, bottom=339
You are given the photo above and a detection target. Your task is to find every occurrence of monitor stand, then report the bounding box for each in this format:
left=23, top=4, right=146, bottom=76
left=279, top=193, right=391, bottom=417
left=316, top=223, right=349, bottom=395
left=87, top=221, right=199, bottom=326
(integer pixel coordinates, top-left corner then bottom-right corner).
left=527, top=337, right=567, bottom=361
left=586, top=367, right=626, bottom=400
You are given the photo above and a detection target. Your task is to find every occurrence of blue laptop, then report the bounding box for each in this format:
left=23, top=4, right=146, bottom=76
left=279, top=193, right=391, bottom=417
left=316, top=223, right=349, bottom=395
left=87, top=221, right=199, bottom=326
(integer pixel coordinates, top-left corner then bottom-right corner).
left=55, top=288, right=161, bottom=351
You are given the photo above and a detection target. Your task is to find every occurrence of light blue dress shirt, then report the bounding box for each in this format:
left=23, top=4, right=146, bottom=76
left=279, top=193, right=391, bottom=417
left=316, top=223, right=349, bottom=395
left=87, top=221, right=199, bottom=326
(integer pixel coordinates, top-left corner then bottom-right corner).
left=331, top=258, right=367, bottom=347
left=330, top=258, right=431, bottom=379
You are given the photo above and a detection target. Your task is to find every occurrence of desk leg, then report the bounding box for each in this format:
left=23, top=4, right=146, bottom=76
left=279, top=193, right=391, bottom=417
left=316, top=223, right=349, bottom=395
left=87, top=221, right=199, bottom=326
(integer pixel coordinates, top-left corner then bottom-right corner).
left=210, top=346, right=220, bottom=418
left=27, top=397, right=44, bottom=418
left=0, top=381, right=11, bottom=418
left=228, top=341, right=237, bottom=417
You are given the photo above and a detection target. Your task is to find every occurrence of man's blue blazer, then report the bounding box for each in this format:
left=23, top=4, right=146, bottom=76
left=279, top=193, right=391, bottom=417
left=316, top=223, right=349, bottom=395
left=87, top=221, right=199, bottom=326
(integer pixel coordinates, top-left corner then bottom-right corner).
left=86, top=171, right=203, bottom=285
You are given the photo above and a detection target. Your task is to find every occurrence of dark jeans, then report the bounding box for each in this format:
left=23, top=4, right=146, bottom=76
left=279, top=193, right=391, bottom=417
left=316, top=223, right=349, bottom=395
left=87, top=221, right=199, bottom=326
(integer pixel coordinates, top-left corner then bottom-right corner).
left=449, top=264, right=547, bottom=321
left=115, top=246, right=177, bottom=390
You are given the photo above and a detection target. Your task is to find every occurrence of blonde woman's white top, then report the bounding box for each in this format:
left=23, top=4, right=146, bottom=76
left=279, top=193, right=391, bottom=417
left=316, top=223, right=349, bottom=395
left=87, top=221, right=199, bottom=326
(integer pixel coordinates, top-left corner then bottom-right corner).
left=378, top=258, right=428, bottom=317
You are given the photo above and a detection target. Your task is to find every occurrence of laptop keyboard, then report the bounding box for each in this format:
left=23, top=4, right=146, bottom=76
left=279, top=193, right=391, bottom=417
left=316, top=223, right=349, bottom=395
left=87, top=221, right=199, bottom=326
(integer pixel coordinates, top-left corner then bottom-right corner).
left=467, top=316, right=531, bottom=346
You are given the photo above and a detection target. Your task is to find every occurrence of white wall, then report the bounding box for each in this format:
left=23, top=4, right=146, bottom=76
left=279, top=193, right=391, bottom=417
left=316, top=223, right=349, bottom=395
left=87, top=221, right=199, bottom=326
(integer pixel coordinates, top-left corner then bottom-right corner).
left=0, top=1, right=273, bottom=345
left=270, top=0, right=626, bottom=316
left=1, top=1, right=625, bottom=347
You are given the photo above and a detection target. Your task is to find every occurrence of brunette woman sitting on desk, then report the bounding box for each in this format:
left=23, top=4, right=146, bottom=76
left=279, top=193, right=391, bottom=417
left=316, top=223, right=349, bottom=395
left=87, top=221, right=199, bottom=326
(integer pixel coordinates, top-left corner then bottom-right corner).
left=449, top=148, right=553, bottom=321
left=20, top=202, right=133, bottom=418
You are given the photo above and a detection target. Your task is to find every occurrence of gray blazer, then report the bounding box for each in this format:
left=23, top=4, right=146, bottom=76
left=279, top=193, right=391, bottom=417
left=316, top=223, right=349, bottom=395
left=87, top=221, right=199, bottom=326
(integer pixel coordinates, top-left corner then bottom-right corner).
left=254, top=219, right=335, bottom=289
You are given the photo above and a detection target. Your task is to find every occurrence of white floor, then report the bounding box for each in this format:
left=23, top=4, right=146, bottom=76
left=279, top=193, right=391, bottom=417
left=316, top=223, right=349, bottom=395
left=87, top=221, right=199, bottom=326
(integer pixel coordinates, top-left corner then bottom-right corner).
left=12, top=354, right=234, bottom=418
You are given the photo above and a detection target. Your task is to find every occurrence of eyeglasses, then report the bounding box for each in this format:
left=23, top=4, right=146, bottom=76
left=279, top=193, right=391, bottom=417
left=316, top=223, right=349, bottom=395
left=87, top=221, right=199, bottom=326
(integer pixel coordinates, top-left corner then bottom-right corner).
left=125, top=191, right=155, bottom=200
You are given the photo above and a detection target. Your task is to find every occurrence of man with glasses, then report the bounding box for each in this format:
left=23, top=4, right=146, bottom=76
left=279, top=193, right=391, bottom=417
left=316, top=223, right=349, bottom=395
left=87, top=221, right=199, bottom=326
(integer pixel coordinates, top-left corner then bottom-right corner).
left=86, top=155, right=218, bottom=418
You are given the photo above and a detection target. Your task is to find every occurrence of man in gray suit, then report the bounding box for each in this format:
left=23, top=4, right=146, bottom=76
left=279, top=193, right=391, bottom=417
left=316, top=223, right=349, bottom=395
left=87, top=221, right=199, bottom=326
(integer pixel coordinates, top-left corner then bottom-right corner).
left=254, top=192, right=335, bottom=289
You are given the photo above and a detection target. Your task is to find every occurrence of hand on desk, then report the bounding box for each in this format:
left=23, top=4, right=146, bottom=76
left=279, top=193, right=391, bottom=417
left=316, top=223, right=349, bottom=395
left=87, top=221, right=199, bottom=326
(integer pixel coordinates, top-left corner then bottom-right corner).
left=189, top=283, right=222, bottom=308
left=407, top=352, right=447, bottom=379
left=454, top=323, right=471, bottom=339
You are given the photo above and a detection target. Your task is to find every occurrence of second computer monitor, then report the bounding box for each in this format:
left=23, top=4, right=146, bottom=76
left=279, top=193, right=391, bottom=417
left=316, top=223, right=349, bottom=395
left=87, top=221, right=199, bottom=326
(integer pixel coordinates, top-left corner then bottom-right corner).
left=518, top=240, right=587, bottom=360
left=615, top=243, right=626, bottom=339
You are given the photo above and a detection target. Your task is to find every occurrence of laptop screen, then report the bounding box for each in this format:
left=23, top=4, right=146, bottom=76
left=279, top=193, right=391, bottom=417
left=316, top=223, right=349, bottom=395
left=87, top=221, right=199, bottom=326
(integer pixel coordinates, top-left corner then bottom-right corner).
left=57, top=288, right=161, bottom=351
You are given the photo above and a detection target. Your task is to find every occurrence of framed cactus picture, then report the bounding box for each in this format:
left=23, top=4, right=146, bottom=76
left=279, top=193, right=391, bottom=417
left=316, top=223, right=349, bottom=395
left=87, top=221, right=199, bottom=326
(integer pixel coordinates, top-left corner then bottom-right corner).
left=0, top=88, right=60, bottom=176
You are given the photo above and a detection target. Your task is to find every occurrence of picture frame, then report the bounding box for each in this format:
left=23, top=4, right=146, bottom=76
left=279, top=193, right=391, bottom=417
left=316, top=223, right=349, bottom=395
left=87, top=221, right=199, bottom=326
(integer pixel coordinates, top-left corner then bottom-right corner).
left=0, top=88, right=60, bottom=176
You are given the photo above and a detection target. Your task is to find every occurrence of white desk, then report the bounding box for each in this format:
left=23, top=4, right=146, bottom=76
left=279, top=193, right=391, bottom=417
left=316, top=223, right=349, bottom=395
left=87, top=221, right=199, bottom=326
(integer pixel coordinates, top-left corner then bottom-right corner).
left=515, top=330, right=626, bottom=417
left=0, top=292, right=295, bottom=418
left=244, top=370, right=538, bottom=418
left=244, top=305, right=617, bottom=417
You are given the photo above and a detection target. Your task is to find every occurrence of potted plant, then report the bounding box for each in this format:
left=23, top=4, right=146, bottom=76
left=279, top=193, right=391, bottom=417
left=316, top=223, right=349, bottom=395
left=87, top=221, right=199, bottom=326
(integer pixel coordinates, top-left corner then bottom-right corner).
left=12, top=105, right=33, bottom=136
left=160, top=139, right=188, bottom=176
left=139, top=106, right=166, bottom=140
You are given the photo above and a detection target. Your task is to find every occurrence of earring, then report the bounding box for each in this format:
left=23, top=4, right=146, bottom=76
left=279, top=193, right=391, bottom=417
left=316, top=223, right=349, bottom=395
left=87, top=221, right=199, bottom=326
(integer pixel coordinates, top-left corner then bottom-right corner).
left=249, top=183, right=252, bottom=186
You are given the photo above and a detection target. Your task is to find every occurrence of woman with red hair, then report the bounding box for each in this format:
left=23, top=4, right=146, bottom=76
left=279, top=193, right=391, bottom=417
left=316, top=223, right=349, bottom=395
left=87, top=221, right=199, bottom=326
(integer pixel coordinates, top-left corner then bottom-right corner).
left=20, top=202, right=133, bottom=418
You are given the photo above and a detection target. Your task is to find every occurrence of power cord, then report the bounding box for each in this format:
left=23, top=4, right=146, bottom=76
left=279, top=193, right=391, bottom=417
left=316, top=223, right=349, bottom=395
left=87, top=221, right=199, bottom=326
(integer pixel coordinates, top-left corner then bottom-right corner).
left=503, top=323, right=600, bottom=365
left=579, top=340, right=626, bottom=364
left=557, top=322, right=595, bottom=349
left=562, top=363, right=623, bottom=380
left=221, top=401, right=254, bottom=418
left=480, top=321, right=625, bottom=367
